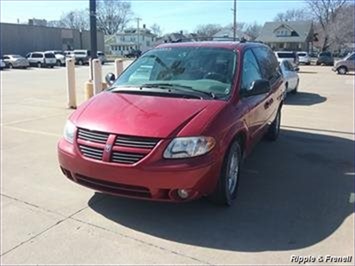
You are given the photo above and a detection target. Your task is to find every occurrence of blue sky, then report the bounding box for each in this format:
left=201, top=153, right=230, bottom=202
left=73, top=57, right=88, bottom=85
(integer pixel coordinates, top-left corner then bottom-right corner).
left=1, top=0, right=307, bottom=33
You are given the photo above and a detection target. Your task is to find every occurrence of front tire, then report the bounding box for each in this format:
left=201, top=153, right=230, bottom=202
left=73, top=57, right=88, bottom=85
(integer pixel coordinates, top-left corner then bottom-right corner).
left=337, top=66, right=347, bottom=75
left=266, top=109, right=281, bottom=141
left=8, top=63, right=13, bottom=69
left=56, top=60, right=62, bottom=67
left=210, top=140, right=242, bottom=206
left=37, top=62, right=42, bottom=68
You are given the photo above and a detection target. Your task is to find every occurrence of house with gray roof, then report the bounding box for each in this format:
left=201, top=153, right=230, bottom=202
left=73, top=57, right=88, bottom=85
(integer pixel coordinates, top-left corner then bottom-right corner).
left=257, top=21, right=314, bottom=52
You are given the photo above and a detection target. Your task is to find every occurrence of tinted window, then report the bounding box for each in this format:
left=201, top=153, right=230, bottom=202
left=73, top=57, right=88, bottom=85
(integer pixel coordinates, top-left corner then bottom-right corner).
left=3, top=56, right=10, bottom=59
left=319, top=52, right=331, bottom=57
left=253, top=46, right=281, bottom=83
left=347, top=54, right=355, bottom=60
left=32, top=53, right=43, bottom=58
left=277, top=52, right=296, bottom=58
left=45, top=53, right=55, bottom=58
left=241, top=49, right=262, bottom=92
left=298, top=53, right=307, bottom=56
left=74, top=52, right=86, bottom=55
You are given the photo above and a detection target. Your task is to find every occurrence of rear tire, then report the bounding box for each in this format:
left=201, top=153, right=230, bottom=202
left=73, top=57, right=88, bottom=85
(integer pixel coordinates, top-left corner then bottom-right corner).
left=37, top=62, right=42, bottom=68
left=266, top=109, right=281, bottom=141
left=78, top=59, right=84, bottom=66
left=210, top=140, right=242, bottom=206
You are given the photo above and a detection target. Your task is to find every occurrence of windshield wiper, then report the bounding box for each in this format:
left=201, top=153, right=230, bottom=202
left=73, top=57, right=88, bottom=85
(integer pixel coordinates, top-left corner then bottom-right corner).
left=140, top=83, right=216, bottom=99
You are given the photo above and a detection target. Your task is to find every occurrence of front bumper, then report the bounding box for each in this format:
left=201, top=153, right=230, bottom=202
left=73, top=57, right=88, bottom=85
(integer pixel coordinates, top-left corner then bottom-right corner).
left=58, top=138, right=222, bottom=202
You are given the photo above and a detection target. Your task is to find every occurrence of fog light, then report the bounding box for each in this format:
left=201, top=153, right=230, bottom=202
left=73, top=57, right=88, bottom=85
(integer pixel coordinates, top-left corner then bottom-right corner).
left=177, top=189, right=189, bottom=199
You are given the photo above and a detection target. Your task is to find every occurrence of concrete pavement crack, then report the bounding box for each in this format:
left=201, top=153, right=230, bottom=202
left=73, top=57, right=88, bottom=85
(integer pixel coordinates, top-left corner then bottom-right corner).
left=0, top=193, right=107, bottom=257
left=70, top=216, right=212, bottom=265
left=1, top=194, right=210, bottom=264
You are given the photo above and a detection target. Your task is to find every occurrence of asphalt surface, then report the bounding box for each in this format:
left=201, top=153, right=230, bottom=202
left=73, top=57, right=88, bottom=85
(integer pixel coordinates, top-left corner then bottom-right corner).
left=1, top=63, right=354, bottom=265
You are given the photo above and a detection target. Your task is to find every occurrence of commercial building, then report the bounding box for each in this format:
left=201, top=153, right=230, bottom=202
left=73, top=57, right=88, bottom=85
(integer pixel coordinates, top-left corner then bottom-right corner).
left=0, top=22, right=104, bottom=56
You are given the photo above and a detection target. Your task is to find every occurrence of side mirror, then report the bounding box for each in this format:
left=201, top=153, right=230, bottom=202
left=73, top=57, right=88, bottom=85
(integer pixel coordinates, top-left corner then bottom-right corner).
left=241, top=79, right=271, bottom=97
left=294, top=67, right=300, bottom=72
left=105, top=72, right=116, bottom=86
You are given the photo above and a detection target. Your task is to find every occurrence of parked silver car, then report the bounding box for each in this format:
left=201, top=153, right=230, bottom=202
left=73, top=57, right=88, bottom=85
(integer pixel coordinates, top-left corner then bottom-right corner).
left=2, top=54, right=30, bottom=69
left=333, top=52, right=355, bottom=74
left=0, top=59, right=6, bottom=70
left=275, top=51, right=299, bottom=68
left=26, top=52, right=57, bottom=68
left=297, top=51, right=311, bottom=65
left=280, top=59, right=299, bottom=95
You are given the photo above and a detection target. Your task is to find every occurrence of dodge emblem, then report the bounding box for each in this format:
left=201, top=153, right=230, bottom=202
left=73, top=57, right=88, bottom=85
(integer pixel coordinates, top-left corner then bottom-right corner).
left=105, top=144, right=112, bottom=152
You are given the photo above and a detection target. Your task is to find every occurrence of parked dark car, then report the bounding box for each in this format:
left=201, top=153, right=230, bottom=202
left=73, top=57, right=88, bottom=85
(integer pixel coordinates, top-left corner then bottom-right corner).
left=125, top=49, right=142, bottom=58
left=316, top=52, right=334, bottom=66
left=58, top=42, right=284, bottom=206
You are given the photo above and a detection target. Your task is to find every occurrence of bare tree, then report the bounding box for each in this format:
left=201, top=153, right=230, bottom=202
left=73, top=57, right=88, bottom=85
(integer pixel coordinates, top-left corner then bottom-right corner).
left=96, top=0, right=133, bottom=35
left=54, top=10, right=89, bottom=31
left=195, top=24, right=223, bottom=38
left=274, top=8, right=311, bottom=22
left=244, top=22, right=262, bottom=40
left=306, top=0, right=347, bottom=51
left=327, top=4, right=355, bottom=52
left=150, top=23, right=162, bottom=37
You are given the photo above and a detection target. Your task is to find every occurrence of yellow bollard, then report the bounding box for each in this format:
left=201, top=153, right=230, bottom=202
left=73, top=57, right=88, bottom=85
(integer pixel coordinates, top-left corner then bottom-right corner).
left=92, top=59, right=102, bottom=95
left=115, top=59, right=124, bottom=77
left=84, top=80, right=94, bottom=100
left=66, top=58, right=77, bottom=109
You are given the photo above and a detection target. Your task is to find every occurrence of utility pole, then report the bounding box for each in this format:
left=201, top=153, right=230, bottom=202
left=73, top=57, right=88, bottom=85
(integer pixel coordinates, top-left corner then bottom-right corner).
left=233, top=0, right=237, bottom=41
left=135, top=17, right=142, bottom=51
left=90, top=0, right=97, bottom=59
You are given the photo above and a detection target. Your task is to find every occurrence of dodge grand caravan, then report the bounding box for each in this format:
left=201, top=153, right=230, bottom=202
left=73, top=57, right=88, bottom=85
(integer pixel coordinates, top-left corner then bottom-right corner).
left=58, top=42, right=284, bottom=206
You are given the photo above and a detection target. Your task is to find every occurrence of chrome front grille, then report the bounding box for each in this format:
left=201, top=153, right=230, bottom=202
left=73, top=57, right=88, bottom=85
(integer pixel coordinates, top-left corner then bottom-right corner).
left=78, top=128, right=109, bottom=144
left=111, top=151, right=145, bottom=164
left=115, top=135, right=159, bottom=149
left=77, top=128, right=160, bottom=164
left=79, top=145, right=104, bottom=160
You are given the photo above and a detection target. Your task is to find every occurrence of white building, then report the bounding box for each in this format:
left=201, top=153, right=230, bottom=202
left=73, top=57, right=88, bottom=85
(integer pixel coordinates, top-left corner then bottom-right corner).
left=107, top=25, right=157, bottom=56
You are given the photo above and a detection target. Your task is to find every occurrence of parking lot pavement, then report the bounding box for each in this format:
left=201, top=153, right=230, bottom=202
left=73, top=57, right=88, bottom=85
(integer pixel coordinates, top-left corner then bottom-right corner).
left=1, top=64, right=354, bottom=264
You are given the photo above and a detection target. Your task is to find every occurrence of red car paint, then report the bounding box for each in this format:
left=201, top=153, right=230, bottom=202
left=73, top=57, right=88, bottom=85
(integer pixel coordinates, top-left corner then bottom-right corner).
left=58, top=42, right=284, bottom=203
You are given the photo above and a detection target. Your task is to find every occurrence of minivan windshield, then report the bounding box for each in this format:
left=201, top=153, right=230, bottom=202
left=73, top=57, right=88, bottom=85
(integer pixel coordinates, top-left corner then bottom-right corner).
left=112, top=47, right=237, bottom=99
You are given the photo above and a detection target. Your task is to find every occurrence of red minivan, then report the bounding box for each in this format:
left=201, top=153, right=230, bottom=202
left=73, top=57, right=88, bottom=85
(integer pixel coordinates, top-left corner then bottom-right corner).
left=58, top=42, right=284, bottom=206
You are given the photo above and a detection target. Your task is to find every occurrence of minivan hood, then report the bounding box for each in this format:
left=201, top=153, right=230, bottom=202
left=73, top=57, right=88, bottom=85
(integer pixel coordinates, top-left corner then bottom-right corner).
left=71, top=91, right=224, bottom=138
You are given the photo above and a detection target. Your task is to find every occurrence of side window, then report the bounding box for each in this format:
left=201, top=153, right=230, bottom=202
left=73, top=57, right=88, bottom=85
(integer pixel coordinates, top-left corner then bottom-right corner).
left=347, top=54, right=355, bottom=61
left=241, top=50, right=262, bottom=92
left=253, top=47, right=281, bottom=84
left=32, top=53, right=43, bottom=58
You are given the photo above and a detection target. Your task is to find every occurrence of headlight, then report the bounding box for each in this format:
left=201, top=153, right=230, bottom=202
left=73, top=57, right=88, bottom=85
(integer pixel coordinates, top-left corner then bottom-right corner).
left=163, top=136, right=215, bottom=159
left=63, top=120, right=76, bottom=143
